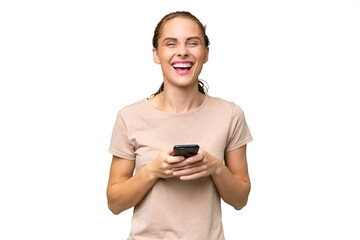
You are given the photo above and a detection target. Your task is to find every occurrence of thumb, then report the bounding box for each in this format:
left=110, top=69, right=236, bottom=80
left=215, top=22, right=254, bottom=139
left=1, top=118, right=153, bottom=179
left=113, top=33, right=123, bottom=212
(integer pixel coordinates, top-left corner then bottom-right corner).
left=165, top=147, right=174, bottom=156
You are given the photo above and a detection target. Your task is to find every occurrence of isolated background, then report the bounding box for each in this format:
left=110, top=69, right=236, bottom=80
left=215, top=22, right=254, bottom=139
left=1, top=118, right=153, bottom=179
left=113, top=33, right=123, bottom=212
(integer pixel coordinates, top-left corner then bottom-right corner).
left=1, top=0, right=359, bottom=239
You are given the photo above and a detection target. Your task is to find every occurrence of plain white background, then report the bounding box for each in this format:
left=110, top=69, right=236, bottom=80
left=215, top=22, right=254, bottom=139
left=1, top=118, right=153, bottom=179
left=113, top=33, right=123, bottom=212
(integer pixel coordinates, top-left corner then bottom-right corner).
left=1, top=0, right=359, bottom=239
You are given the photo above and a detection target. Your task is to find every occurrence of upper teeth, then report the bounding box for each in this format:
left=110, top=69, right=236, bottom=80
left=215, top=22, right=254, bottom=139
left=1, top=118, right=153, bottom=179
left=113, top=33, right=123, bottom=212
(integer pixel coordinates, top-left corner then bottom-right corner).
left=172, top=63, right=193, bottom=68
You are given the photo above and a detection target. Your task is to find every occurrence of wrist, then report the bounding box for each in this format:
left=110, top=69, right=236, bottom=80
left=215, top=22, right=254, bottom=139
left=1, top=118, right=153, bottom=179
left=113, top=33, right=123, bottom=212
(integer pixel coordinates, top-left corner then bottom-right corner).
left=212, top=156, right=225, bottom=177
left=144, top=162, right=159, bottom=181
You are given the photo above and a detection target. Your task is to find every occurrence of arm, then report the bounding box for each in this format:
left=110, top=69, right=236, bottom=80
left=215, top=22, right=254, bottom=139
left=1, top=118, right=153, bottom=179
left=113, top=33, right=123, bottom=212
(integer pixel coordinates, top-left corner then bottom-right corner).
left=212, top=145, right=251, bottom=210
left=106, top=156, right=157, bottom=214
left=172, top=145, right=251, bottom=210
left=107, top=150, right=187, bottom=214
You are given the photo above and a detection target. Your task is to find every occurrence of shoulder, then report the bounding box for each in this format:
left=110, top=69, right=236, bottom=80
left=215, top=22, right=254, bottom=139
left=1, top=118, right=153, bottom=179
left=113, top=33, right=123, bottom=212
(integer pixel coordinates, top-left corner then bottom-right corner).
left=205, top=96, right=247, bottom=124
left=205, top=95, right=243, bottom=115
left=117, top=99, right=148, bottom=118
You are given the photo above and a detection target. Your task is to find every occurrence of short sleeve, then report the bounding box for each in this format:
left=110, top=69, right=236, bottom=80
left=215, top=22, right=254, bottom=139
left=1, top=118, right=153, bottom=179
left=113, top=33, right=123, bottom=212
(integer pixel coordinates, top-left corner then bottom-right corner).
left=225, top=104, right=253, bottom=152
left=108, top=111, right=135, bottom=160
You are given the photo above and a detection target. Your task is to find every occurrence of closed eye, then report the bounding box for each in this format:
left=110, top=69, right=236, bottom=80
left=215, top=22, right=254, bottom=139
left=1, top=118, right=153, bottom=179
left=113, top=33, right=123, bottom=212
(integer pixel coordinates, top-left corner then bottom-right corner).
left=189, top=42, right=199, bottom=46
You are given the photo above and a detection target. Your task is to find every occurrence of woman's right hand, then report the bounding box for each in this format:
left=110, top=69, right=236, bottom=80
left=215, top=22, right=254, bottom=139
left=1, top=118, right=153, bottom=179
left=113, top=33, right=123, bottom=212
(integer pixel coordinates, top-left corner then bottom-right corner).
left=147, top=148, right=187, bottom=179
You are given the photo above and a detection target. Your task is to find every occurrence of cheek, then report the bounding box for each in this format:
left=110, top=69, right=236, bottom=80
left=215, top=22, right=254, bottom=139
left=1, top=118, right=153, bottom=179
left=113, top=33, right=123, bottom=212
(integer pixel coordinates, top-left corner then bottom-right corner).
left=193, top=49, right=208, bottom=62
left=158, top=48, right=175, bottom=61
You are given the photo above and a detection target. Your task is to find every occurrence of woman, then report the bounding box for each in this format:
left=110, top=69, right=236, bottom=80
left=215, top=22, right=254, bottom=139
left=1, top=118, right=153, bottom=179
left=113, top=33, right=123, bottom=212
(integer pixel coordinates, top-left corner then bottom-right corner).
left=107, top=11, right=252, bottom=240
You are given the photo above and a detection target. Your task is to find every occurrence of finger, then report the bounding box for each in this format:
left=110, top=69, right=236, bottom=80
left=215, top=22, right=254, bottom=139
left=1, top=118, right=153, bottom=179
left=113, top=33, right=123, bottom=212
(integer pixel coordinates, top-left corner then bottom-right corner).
left=185, top=153, right=204, bottom=164
left=169, top=161, right=189, bottom=170
left=164, top=169, right=173, bottom=175
left=173, top=164, right=206, bottom=176
left=165, top=147, right=174, bottom=156
left=179, top=171, right=207, bottom=181
left=171, top=162, right=203, bottom=171
left=167, top=155, right=185, bottom=164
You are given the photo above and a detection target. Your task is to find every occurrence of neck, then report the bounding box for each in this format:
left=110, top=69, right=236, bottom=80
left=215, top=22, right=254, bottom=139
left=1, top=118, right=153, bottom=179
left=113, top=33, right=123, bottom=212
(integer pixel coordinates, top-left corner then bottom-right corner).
left=150, top=83, right=206, bottom=113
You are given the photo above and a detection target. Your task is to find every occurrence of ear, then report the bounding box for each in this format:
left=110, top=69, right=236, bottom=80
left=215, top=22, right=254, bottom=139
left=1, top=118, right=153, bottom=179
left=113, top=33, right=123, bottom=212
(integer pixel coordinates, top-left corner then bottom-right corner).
left=204, top=47, right=209, bottom=63
left=153, top=48, right=160, bottom=64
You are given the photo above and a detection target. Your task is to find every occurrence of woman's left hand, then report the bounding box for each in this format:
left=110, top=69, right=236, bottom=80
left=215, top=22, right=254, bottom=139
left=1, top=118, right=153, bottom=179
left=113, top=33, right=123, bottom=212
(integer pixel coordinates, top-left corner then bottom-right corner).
left=171, top=148, right=223, bottom=180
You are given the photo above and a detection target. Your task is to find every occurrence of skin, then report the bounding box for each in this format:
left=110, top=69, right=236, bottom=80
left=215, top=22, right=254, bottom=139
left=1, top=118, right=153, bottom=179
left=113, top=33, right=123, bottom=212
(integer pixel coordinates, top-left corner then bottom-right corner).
left=107, top=17, right=251, bottom=214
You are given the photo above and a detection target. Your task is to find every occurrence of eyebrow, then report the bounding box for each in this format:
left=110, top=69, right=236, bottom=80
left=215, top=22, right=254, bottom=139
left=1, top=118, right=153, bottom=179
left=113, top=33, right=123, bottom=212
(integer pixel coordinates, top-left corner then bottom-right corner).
left=162, top=36, right=202, bottom=42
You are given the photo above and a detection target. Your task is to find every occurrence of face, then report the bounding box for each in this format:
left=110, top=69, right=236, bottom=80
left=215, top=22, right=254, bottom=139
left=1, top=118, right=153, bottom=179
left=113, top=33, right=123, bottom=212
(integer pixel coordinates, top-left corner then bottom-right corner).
left=153, top=17, right=209, bottom=89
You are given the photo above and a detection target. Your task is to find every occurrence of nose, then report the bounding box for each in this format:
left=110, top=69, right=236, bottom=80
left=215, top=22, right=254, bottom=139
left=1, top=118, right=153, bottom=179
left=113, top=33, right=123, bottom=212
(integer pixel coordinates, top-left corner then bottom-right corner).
left=177, top=44, right=189, bottom=57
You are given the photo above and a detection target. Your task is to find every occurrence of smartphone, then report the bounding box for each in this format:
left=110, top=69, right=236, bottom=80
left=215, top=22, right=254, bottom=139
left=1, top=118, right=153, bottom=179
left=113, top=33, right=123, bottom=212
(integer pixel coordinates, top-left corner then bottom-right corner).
left=172, top=144, right=199, bottom=158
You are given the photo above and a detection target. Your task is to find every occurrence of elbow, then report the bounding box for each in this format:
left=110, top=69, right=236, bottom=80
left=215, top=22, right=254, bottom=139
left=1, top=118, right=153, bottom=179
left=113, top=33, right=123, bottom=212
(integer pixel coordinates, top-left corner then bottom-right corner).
left=233, top=198, right=248, bottom=211
left=234, top=206, right=243, bottom=211
left=107, top=193, right=125, bottom=215
left=233, top=185, right=250, bottom=211
left=110, top=209, right=122, bottom=215
left=108, top=201, right=124, bottom=215
left=107, top=188, right=126, bottom=215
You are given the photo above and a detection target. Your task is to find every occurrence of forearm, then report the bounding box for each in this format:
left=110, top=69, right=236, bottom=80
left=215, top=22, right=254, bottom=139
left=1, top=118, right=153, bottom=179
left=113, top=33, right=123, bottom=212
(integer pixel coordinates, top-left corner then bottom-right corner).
left=211, top=164, right=251, bottom=210
left=107, top=164, right=157, bottom=214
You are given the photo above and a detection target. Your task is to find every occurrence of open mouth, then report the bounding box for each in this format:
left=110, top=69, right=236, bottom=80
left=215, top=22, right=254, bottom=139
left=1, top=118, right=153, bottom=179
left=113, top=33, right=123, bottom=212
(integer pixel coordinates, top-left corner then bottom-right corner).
left=172, top=62, right=193, bottom=75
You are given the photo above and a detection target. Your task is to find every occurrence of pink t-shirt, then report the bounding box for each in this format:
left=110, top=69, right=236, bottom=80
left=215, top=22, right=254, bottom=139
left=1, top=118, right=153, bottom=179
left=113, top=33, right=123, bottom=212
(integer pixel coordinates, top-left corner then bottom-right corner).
left=109, top=95, right=252, bottom=240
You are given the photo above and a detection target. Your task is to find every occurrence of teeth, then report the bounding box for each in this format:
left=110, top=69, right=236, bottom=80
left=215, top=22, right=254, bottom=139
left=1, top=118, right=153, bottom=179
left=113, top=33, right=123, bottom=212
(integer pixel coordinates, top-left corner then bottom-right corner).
left=172, top=63, right=193, bottom=68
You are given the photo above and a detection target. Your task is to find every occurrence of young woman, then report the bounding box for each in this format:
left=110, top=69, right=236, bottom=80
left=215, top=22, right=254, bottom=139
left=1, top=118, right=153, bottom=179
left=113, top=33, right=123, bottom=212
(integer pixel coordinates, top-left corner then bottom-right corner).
left=107, top=11, right=253, bottom=240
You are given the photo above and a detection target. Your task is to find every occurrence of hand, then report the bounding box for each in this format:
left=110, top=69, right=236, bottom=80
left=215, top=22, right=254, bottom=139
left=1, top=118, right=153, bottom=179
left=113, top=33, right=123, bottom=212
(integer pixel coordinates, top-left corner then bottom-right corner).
left=172, top=148, right=223, bottom=181
left=147, top=148, right=188, bottom=179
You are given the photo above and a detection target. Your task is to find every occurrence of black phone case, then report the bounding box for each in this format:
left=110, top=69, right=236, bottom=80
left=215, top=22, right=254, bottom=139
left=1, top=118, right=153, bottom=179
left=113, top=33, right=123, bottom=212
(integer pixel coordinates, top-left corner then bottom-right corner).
left=172, top=144, right=199, bottom=158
